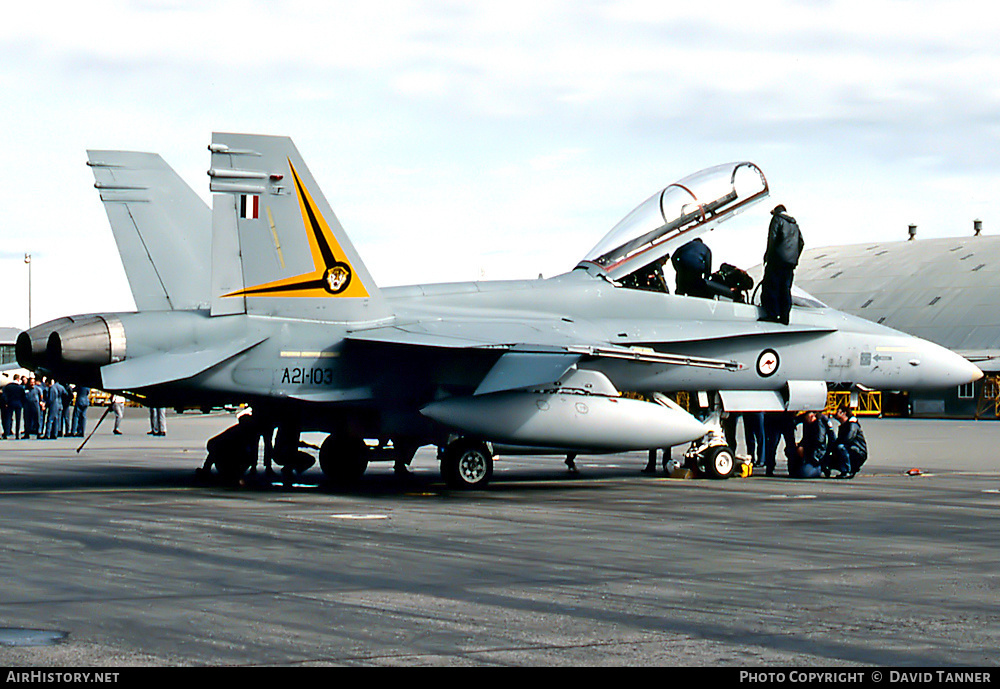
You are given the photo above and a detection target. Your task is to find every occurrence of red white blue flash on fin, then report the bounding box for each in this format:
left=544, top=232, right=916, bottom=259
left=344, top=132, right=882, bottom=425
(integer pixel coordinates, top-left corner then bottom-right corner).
left=240, top=194, right=259, bottom=219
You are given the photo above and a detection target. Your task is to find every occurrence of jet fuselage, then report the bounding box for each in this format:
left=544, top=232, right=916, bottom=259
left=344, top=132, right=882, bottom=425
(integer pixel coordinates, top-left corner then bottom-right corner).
left=22, top=268, right=980, bottom=444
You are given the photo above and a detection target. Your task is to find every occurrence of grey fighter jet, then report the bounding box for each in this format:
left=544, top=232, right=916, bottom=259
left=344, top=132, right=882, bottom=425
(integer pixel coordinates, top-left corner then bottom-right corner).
left=18, top=134, right=982, bottom=488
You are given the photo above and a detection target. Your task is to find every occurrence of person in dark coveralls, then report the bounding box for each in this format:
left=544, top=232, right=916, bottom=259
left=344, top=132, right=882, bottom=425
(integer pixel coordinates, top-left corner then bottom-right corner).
left=199, top=411, right=273, bottom=481
left=2, top=375, right=26, bottom=439
left=760, top=204, right=804, bottom=324
left=671, top=238, right=715, bottom=298
left=672, top=238, right=743, bottom=300
left=71, top=386, right=90, bottom=437
left=721, top=411, right=738, bottom=453
left=25, top=378, right=43, bottom=438
left=762, top=410, right=796, bottom=477
left=60, top=384, right=74, bottom=437
left=790, top=411, right=830, bottom=478
left=830, top=405, right=868, bottom=479
left=44, top=379, right=66, bottom=439
left=743, top=411, right=765, bottom=467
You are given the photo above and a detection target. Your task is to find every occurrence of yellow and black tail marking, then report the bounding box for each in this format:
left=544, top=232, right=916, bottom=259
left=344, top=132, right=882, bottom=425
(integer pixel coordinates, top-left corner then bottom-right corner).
left=222, top=160, right=369, bottom=299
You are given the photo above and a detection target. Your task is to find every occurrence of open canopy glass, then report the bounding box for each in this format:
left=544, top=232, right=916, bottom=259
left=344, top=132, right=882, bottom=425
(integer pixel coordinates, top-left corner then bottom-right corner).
left=579, top=162, right=769, bottom=281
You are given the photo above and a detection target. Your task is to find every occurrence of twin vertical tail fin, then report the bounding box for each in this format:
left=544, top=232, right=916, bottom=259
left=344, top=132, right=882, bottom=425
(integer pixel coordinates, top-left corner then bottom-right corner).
left=87, top=151, right=212, bottom=311
left=208, top=133, right=393, bottom=323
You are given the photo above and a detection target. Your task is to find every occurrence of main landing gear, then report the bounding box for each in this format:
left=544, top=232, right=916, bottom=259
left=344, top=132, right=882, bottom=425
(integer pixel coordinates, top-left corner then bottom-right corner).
left=440, top=438, right=494, bottom=489
left=315, top=433, right=494, bottom=489
left=318, top=433, right=368, bottom=484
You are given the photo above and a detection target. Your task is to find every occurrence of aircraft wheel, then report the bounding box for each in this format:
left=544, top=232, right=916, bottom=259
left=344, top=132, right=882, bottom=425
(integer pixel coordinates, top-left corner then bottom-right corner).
left=701, top=445, right=735, bottom=480
left=319, top=434, right=368, bottom=484
left=442, top=439, right=493, bottom=489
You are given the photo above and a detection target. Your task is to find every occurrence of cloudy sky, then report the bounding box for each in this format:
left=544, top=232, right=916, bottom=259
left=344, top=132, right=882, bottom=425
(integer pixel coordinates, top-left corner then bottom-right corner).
left=2, top=0, right=998, bottom=329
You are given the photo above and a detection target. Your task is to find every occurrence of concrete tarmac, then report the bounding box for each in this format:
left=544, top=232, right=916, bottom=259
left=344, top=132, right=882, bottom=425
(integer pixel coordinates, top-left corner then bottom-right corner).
left=0, top=408, right=997, bottom=667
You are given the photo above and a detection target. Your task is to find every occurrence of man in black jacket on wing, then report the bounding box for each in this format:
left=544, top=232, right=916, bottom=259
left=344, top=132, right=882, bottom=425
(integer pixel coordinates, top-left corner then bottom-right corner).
left=760, top=204, right=804, bottom=324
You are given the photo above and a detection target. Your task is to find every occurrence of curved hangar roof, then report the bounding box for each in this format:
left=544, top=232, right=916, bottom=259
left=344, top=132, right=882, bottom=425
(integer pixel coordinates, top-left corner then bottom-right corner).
left=794, top=234, right=1000, bottom=372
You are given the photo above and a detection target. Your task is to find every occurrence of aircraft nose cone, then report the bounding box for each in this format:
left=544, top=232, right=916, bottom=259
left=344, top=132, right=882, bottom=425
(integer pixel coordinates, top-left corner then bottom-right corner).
left=912, top=341, right=983, bottom=388
left=962, top=358, right=984, bottom=383
left=957, top=357, right=984, bottom=384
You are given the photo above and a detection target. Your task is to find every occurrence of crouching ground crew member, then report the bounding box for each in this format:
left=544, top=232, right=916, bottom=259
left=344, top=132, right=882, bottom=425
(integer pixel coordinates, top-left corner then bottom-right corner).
left=199, top=411, right=277, bottom=481
left=790, top=410, right=832, bottom=479
left=830, top=405, right=868, bottom=479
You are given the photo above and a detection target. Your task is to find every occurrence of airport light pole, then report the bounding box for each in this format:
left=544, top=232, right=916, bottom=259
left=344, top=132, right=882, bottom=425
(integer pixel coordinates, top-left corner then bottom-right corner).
left=24, top=252, right=31, bottom=329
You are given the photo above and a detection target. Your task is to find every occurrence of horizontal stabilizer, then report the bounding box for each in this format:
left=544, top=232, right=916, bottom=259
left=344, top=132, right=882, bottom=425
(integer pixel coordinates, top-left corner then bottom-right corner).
left=100, top=336, right=266, bottom=390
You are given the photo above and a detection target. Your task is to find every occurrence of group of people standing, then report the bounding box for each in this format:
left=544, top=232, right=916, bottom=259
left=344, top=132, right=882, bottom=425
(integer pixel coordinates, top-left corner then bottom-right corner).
left=726, top=405, right=868, bottom=479
left=0, top=374, right=91, bottom=440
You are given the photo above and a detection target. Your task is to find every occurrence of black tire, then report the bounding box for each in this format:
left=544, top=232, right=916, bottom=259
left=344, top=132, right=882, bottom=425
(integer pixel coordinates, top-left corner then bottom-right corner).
left=441, top=439, right=493, bottom=489
left=701, top=445, right=735, bottom=480
left=319, top=434, right=368, bottom=484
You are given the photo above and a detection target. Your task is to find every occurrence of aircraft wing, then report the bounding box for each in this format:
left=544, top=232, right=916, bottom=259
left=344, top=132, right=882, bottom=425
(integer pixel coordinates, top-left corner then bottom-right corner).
left=346, top=318, right=743, bottom=396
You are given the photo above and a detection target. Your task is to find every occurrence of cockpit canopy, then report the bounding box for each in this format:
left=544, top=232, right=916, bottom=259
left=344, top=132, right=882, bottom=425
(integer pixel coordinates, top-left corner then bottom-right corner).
left=578, top=162, right=768, bottom=281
